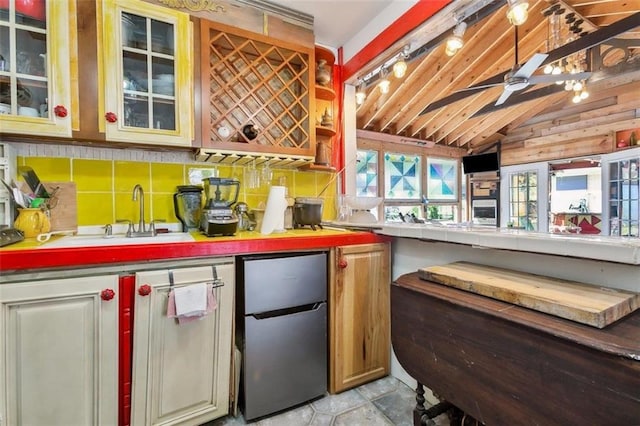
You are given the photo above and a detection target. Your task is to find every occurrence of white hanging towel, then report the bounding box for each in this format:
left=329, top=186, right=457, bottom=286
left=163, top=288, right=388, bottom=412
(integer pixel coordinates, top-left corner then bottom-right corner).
left=173, top=282, right=208, bottom=317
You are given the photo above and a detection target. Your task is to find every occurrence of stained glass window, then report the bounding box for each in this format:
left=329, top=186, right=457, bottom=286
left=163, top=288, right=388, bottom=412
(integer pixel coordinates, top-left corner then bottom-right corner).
left=356, top=150, right=378, bottom=196
left=384, top=153, right=421, bottom=199
left=427, top=157, right=457, bottom=200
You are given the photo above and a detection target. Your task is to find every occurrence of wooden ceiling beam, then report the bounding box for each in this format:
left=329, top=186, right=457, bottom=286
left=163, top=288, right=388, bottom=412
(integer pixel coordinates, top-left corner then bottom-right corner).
left=410, top=15, right=550, bottom=141
left=575, top=2, right=640, bottom=19
left=368, top=7, right=504, bottom=129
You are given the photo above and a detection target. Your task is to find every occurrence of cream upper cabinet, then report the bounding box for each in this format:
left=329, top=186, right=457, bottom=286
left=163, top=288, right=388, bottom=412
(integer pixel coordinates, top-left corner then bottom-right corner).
left=0, top=0, right=73, bottom=137
left=100, top=0, right=193, bottom=146
left=131, top=261, right=234, bottom=425
left=0, top=274, right=119, bottom=425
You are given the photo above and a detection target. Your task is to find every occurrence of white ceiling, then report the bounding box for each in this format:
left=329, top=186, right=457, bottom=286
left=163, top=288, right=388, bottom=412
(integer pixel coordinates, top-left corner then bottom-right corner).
left=267, top=0, right=394, bottom=48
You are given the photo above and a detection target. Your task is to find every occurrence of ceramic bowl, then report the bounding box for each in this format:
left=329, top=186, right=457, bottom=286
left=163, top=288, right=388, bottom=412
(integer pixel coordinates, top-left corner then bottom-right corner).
left=18, top=106, right=39, bottom=117
left=157, top=74, right=174, bottom=82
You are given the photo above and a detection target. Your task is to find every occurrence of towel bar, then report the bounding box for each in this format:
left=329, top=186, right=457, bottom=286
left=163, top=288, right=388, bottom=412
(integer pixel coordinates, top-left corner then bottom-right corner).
left=167, top=265, right=225, bottom=295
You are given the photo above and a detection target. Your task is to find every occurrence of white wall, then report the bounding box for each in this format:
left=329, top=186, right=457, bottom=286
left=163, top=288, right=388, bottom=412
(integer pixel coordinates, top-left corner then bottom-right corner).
left=341, top=0, right=418, bottom=63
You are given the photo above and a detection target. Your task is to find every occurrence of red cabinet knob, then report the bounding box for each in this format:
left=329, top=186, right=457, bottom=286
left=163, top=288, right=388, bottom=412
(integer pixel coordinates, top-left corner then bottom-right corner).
left=53, top=105, right=68, bottom=118
left=138, top=284, right=152, bottom=296
left=101, top=288, right=116, bottom=301
left=338, top=258, right=348, bottom=269
left=105, top=112, right=117, bottom=123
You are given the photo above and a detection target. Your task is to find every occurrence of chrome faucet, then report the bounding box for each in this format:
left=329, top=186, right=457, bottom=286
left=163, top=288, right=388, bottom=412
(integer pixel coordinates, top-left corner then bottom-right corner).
left=128, top=184, right=156, bottom=237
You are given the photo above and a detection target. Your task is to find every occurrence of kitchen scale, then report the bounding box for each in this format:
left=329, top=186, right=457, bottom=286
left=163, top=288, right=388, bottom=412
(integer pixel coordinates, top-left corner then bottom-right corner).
left=200, top=177, right=240, bottom=236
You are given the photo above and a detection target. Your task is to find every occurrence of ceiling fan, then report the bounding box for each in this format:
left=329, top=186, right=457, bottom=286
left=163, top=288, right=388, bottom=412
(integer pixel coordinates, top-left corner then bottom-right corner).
left=418, top=12, right=640, bottom=115
left=454, top=27, right=591, bottom=107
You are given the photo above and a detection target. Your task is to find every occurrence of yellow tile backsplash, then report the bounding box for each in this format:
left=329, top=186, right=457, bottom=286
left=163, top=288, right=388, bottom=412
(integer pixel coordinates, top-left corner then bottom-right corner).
left=76, top=192, right=113, bottom=226
left=73, top=159, right=113, bottom=192
left=17, top=156, right=337, bottom=227
left=22, top=157, right=72, bottom=181
left=114, top=161, right=151, bottom=192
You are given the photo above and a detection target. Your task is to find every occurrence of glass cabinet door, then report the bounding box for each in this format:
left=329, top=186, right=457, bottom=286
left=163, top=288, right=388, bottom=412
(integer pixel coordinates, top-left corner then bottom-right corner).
left=608, top=157, right=639, bottom=237
left=103, top=0, right=192, bottom=146
left=0, top=0, right=72, bottom=137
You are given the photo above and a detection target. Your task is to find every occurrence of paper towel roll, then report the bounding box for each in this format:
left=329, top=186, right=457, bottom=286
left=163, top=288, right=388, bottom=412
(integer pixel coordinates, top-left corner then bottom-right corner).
left=260, top=186, right=287, bottom=235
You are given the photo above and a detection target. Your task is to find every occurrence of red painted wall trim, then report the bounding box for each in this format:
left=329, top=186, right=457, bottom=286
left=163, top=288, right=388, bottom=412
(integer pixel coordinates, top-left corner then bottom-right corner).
left=118, top=275, right=135, bottom=426
left=342, top=0, right=452, bottom=81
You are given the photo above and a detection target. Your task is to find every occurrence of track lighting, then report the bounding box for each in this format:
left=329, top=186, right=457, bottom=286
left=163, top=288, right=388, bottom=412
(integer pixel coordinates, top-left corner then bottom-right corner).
left=355, top=81, right=367, bottom=105
left=506, top=0, right=529, bottom=26
left=445, top=21, right=467, bottom=56
left=393, top=45, right=410, bottom=78
left=393, top=57, right=407, bottom=79
left=378, top=67, right=390, bottom=94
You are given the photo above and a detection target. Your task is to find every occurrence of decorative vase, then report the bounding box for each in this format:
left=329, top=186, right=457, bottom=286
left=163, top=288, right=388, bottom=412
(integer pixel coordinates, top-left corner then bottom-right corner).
left=315, top=140, right=331, bottom=166
left=316, top=59, right=331, bottom=86
left=320, top=108, right=333, bottom=127
left=14, top=208, right=50, bottom=238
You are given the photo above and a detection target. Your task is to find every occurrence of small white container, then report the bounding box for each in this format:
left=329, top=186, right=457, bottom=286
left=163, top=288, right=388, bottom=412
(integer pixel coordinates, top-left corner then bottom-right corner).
left=18, top=106, right=39, bottom=117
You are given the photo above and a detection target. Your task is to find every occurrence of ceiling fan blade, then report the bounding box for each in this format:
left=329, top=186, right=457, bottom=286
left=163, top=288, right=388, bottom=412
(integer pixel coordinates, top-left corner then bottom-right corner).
left=456, top=82, right=504, bottom=92
left=473, top=85, right=567, bottom=117
left=528, top=72, right=592, bottom=85
left=495, top=90, right=514, bottom=106
left=419, top=12, right=640, bottom=116
left=513, top=53, right=548, bottom=78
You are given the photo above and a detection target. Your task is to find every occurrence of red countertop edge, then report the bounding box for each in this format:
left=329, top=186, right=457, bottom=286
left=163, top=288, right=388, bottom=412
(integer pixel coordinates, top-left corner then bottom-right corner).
left=1, top=232, right=391, bottom=273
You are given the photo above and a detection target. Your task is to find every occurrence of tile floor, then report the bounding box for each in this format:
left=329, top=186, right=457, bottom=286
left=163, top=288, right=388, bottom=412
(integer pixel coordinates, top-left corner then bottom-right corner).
left=206, top=376, right=450, bottom=426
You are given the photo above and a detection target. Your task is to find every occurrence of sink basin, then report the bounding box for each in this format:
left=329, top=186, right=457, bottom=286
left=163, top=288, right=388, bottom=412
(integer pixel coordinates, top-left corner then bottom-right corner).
left=42, top=232, right=195, bottom=248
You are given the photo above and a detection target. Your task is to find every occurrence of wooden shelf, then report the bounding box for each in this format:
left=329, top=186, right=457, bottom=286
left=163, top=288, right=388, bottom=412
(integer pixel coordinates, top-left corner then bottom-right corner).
left=297, top=163, right=336, bottom=172
left=315, top=46, right=335, bottom=66
left=316, top=126, right=336, bottom=137
left=315, top=85, right=335, bottom=101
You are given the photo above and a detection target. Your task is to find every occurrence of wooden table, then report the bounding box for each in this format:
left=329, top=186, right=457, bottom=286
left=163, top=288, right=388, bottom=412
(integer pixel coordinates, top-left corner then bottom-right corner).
left=392, top=272, right=640, bottom=426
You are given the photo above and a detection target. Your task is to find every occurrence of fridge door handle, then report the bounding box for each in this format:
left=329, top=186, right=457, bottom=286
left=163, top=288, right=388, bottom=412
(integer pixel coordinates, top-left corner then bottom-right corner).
left=250, top=302, right=324, bottom=320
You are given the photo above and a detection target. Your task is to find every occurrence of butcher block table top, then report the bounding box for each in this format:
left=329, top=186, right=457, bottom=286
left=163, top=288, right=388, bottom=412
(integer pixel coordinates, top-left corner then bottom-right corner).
left=419, top=261, right=640, bottom=328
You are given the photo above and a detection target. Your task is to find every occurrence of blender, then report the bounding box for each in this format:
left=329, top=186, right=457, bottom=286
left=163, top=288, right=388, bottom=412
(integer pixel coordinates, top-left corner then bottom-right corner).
left=173, top=185, right=203, bottom=232
left=200, top=177, right=240, bottom=236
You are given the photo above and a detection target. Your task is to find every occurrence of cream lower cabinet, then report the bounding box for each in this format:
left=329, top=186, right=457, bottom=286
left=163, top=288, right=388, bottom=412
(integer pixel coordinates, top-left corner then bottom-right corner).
left=131, top=260, right=234, bottom=425
left=0, top=274, right=119, bottom=425
left=329, top=243, right=391, bottom=393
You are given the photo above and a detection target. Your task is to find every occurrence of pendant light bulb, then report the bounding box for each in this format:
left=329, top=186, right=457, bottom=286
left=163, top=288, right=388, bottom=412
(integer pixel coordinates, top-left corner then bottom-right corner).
left=543, top=64, right=553, bottom=74
left=445, top=21, right=466, bottom=57
left=580, top=88, right=589, bottom=99
left=393, top=57, right=407, bottom=79
left=507, top=0, right=529, bottom=26
left=378, top=67, right=390, bottom=94
left=378, top=78, right=390, bottom=94
left=572, top=81, right=583, bottom=92
left=572, top=93, right=582, bottom=103
left=564, top=81, right=573, bottom=91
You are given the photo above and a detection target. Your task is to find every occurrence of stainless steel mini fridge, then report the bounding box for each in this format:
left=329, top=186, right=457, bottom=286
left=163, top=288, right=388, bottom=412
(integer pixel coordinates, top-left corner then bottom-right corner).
left=237, top=252, right=327, bottom=421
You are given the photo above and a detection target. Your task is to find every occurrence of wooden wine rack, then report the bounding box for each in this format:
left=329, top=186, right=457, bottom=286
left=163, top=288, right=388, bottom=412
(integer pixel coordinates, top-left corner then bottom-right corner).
left=200, top=21, right=316, bottom=158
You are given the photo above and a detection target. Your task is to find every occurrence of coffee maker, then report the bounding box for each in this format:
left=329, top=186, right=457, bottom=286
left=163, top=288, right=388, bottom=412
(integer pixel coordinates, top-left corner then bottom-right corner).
left=200, top=177, right=240, bottom=236
left=173, top=185, right=203, bottom=232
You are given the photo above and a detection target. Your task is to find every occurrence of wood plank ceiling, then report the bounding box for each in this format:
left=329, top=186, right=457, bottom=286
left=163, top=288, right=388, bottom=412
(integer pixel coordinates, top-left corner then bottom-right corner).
left=354, top=0, right=640, bottom=157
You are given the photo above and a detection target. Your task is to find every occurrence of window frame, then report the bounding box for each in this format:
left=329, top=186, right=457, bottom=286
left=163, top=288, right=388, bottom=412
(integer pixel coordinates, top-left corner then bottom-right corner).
left=356, top=139, right=462, bottom=222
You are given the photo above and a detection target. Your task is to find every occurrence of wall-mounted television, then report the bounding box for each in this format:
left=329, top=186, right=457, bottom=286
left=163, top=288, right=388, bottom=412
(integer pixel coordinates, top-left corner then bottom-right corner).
left=462, top=152, right=500, bottom=174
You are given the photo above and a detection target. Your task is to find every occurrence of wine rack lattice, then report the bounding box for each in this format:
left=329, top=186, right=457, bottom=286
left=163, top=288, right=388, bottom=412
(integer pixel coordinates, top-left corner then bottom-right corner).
left=202, top=23, right=313, bottom=156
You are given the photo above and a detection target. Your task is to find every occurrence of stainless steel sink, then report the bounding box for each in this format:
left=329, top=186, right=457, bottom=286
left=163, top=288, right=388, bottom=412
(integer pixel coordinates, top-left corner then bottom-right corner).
left=41, top=232, right=195, bottom=248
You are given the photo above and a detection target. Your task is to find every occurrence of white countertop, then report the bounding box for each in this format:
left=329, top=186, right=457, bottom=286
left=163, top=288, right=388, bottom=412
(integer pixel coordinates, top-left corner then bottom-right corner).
left=376, top=223, right=640, bottom=265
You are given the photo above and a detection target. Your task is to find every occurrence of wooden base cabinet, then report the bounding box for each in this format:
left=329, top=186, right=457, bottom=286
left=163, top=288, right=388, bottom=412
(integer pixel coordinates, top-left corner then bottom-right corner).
left=329, top=243, right=391, bottom=393
left=130, top=261, right=235, bottom=426
left=0, top=274, right=119, bottom=425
